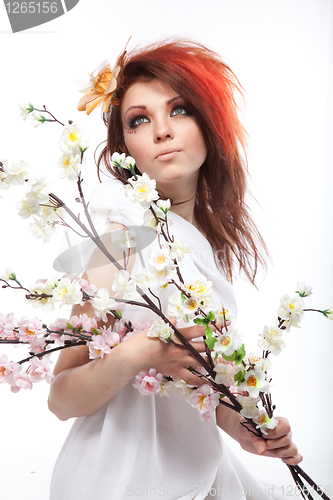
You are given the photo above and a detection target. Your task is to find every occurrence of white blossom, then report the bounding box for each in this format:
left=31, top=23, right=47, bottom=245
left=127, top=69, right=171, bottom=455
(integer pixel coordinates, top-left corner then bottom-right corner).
left=167, top=291, right=185, bottom=321
left=25, top=177, right=49, bottom=204
left=19, top=102, right=34, bottom=120
left=30, top=111, right=45, bottom=128
left=217, top=301, right=234, bottom=324
left=258, top=325, right=286, bottom=356
left=29, top=218, right=55, bottom=243
left=147, top=319, right=174, bottom=343
left=16, top=197, right=40, bottom=219
left=214, top=327, right=242, bottom=357
left=134, top=272, right=157, bottom=294
left=245, top=353, right=272, bottom=372
left=3, top=160, right=29, bottom=186
left=1, top=268, right=16, bottom=281
left=91, top=288, right=117, bottom=322
left=153, top=265, right=175, bottom=287
left=156, top=198, right=171, bottom=212
left=149, top=247, right=172, bottom=272
left=236, top=395, right=260, bottom=419
left=52, top=278, right=82, bottom=305
left=278, top=294, right=304, bottom=330
left=169, top=237, right=191, bottom=261
left=0, top=165, right=10, bottom=194
left=253, top=409, right=278, bottom=435
left=112, top=270, right=136, bottom=298
left=110, top=152, right=135, bottom=171
left=214, top=361, right=237, bottom=386
left=29, top=282, right=55, bottom=312
left=239, top=369, right=269, bottom=398
left=184, top=274, right=212, bottom=299
left=296, top=282, right=313, bottom=297
left=124, top=172, right=159, bottom=208
left=111, top=228, right=136, bottom=251
left=142, top=207, right=167, bottom=233
left=323, top=307, right=333, bottom=319
left=182, top=297, right=200, bottom=319
left=59, top=124, right=86, bottom=155
left=57, top=154, right=81, bottom=180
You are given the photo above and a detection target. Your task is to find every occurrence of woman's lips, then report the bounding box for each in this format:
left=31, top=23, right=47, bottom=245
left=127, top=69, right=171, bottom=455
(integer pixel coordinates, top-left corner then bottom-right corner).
left=156, top=150, right=180, bottom=161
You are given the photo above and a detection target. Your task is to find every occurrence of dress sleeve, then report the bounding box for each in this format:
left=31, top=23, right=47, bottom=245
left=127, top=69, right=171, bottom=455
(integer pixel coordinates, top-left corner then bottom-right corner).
left=53, top=178, right=141, bottom=274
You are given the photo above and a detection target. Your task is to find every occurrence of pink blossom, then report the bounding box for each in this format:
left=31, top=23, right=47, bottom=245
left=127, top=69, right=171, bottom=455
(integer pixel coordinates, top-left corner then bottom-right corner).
left=0, top=355, right=22, bottom=385
left=17, top=316, right=45, bottom=342
left=69, top=314, right=97, bottom=333
left=133, top=368, right=163, bottom=395
left=28, top=336, right=47, bottom=354
left=48, top=318, right=70, bottom=346
left=79, top=278, right=97, bottom=297
left=189, top=384, right=220, bottom=421
left=97, top=326, right=120, bottom=348
left=88, top=335, right=111, bottom=359
left=28, top=356, right=54, bottom=383
left=116, top=319, right=153, bottom=341
left=0, top=313, right=17, bottom=339
left=49, top=318, right=69, bottom=331
left=113, top=319, right=129, bottom=339
left=10, top=372, right=33, bottom=393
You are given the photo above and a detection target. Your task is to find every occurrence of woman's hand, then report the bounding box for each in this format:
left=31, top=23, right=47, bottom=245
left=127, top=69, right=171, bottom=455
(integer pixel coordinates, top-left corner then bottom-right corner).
left=234, top=415, right=303, bottom=465
left=124, top=317, right=230, bottom=386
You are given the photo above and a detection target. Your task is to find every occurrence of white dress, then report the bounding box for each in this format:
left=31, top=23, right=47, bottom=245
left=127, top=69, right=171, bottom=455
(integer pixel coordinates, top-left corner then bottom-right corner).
left=50, top=178, right=295, bottom=500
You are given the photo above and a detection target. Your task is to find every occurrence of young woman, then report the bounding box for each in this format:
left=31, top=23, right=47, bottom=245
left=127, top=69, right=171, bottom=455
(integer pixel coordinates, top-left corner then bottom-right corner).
left=49, top=40, right=302, bottom=499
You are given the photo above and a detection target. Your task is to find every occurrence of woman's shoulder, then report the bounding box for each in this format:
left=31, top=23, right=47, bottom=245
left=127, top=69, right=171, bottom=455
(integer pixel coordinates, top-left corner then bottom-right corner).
left=89, top=177, right=126, bottom=212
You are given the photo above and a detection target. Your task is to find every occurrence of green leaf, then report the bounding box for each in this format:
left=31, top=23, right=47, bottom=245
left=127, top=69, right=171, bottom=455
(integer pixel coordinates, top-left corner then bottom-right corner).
left=205, top=310, right=216, bottom=323
left=91, top=328, right=100, bottom=335
left=234, top=370, right=246, bottom=385
left=193, top=317, right=205, bottom=326
left=66, top=322, right=74, bottom=330
left=181, top=292, right=187, bottom=303
left=205, top=335, right=217, bottom=350
left=205, top=325, right=212, bottom=337
left=222, top=344, right=246, bottom=365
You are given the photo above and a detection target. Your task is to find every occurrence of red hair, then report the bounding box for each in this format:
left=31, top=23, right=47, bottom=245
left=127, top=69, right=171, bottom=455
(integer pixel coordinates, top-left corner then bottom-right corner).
left=97, top=39, right=267, bottom=283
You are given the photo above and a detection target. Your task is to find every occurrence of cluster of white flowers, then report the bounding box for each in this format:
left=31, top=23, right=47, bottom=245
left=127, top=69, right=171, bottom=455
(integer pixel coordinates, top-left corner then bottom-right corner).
left=110, top=152, right=136, bottom=174
left=167, top=275, right=213, bottom=322
left=58, top=123, right=89, bottom=181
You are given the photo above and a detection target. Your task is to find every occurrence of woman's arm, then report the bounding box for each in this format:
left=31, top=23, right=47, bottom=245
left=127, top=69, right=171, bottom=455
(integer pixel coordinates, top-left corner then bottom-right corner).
left=48, top=221, right=210, bottom=420
left=216, top=403, right=303, bottom=465
left=48, top=312, right=209, bottom=421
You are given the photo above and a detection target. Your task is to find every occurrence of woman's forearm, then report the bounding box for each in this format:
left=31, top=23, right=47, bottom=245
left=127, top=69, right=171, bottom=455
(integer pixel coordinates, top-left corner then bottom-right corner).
left=48, top=343, right=135, bottom=421
left=215, top=400, right=241, bottom=440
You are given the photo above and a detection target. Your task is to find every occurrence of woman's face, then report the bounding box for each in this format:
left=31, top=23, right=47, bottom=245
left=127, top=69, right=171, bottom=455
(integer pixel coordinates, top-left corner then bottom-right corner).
left=120, top=78, right=207, bottom=190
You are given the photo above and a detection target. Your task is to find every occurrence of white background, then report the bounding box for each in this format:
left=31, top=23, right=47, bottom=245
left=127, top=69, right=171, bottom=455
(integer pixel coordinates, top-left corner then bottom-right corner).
left=0, top=0, right=332, bottom=498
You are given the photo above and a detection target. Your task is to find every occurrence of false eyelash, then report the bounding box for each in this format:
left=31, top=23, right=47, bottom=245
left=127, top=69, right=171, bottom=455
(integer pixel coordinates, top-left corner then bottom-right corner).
left=171, top=104, right=193, bottom=117
left=126, top=112, right=149, bottom=129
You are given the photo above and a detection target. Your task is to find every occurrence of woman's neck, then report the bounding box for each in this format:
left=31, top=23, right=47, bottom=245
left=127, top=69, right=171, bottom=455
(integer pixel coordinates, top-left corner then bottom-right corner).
left=156, top=180, right=205, bottom=236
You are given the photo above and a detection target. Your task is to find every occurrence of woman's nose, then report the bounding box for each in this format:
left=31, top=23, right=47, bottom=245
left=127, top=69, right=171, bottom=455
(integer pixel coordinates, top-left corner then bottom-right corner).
left=154, top=117, right=174, bottom=142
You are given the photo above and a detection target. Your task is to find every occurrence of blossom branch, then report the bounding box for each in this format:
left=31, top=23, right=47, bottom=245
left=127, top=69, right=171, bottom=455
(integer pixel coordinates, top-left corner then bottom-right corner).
left=34, top=105, right=65, bottom=126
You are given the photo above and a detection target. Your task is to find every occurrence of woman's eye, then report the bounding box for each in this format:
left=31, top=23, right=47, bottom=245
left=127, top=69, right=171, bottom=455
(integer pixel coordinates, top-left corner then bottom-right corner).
left=129, top=115, right=150, bottom=128
left=171, top=106, right=188, bottom=116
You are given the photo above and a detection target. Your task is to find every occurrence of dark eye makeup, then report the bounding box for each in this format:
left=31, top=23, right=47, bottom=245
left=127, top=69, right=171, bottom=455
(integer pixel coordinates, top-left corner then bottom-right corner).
left=125, top=101, right=193, bottom=130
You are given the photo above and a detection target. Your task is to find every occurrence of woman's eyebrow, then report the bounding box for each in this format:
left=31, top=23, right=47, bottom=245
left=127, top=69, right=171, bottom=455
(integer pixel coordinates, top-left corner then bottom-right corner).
left=124, top=96, right=182, bottom=119
left=124, top=105, right=146, bottom=119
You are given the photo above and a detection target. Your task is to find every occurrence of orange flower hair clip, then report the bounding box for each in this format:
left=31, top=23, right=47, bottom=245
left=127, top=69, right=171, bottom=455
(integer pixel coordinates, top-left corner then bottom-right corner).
left=77, top=39, right=130, bottom=115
